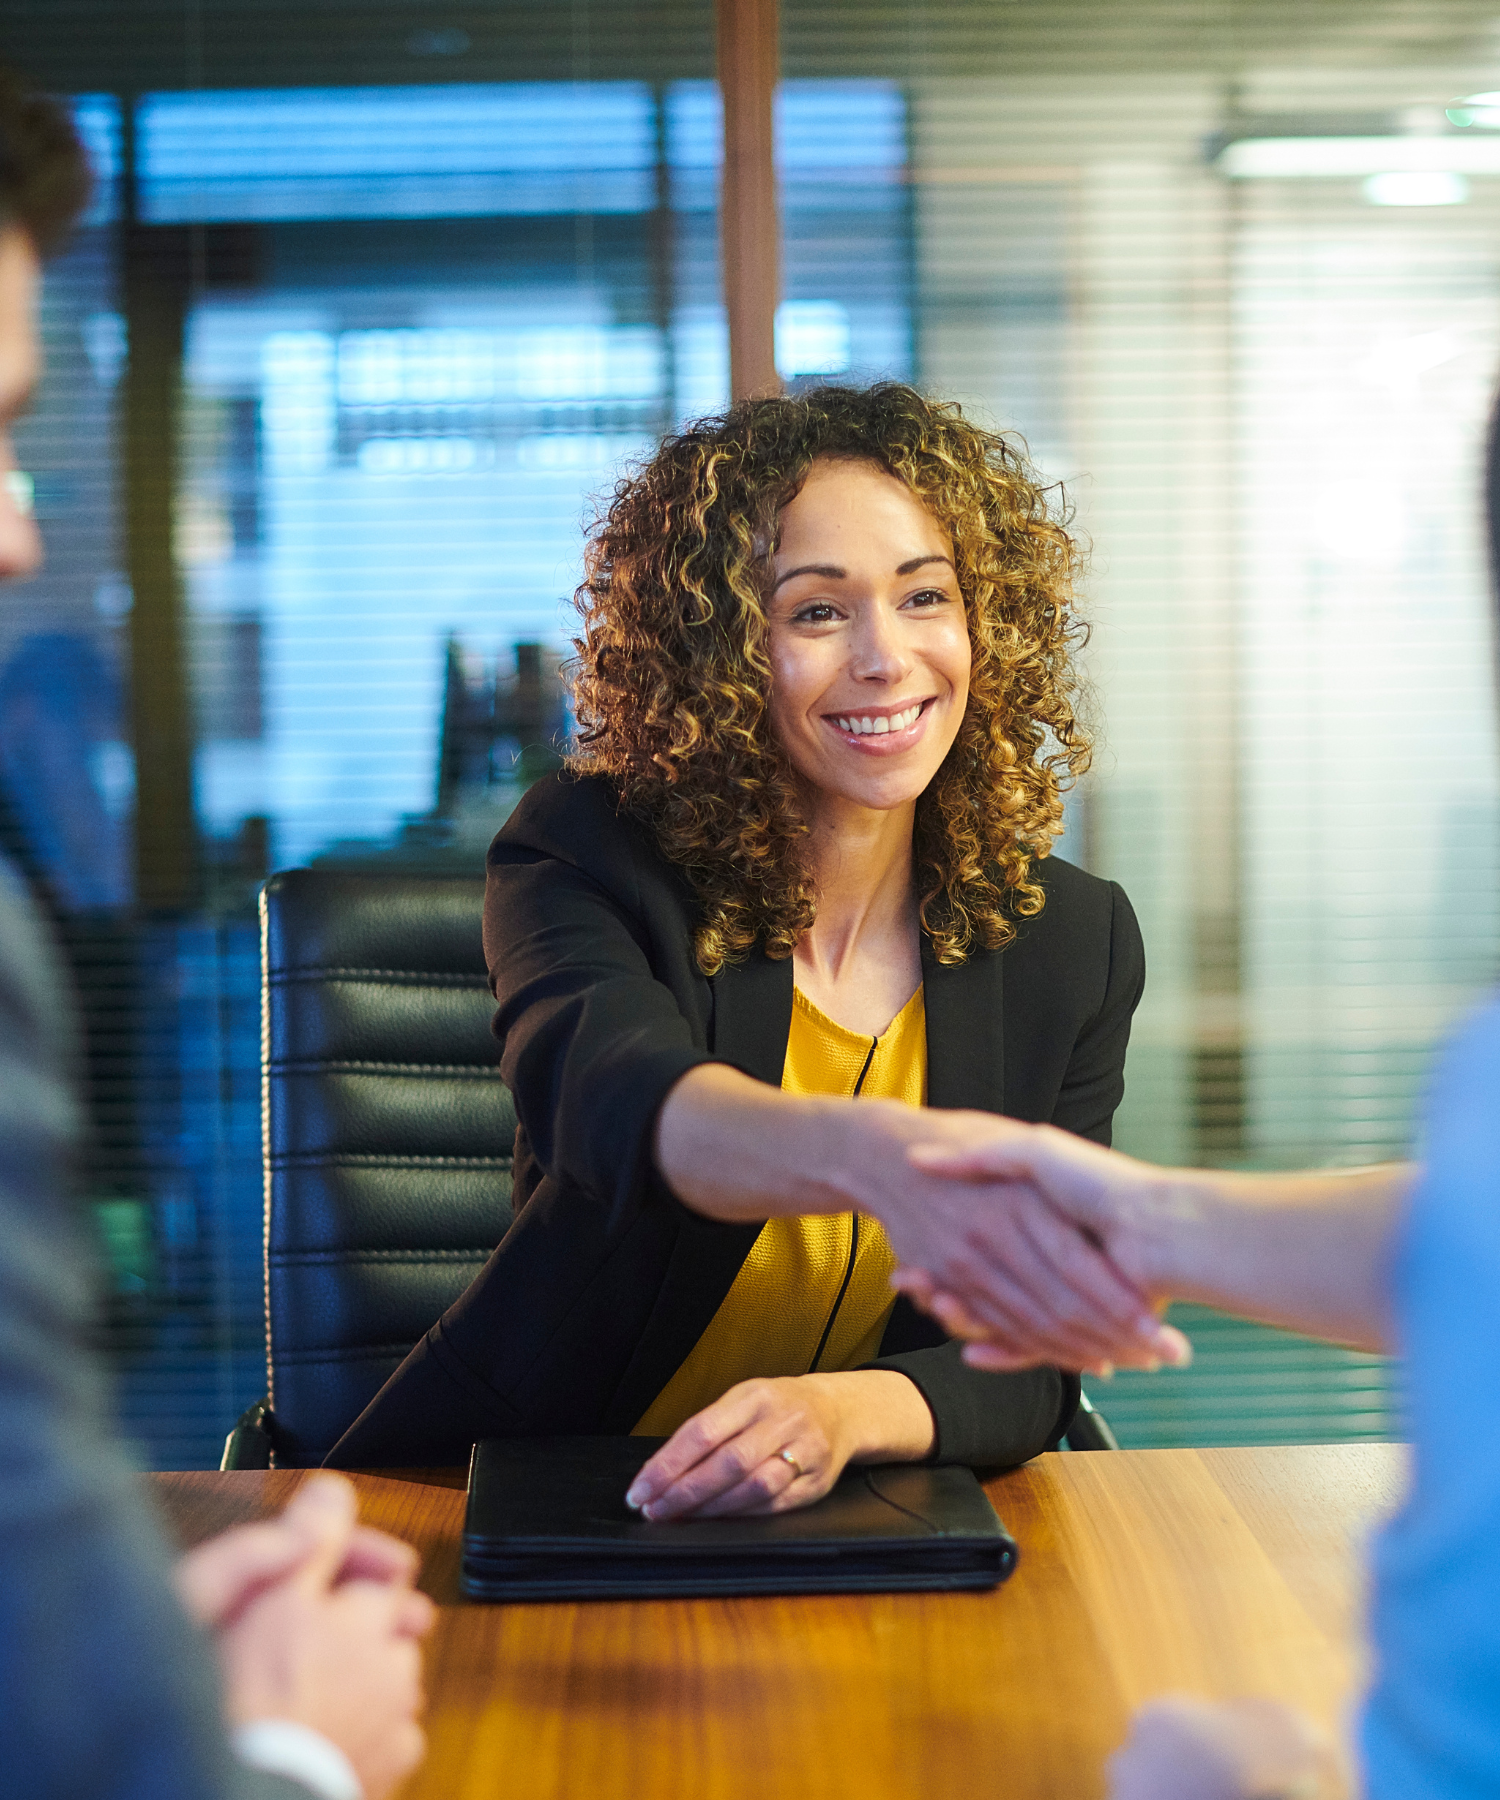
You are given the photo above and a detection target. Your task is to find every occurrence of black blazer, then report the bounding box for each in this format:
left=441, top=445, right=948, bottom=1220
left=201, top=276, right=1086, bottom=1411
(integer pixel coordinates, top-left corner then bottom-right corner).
left=327, top=772, right=1145, bottom=1470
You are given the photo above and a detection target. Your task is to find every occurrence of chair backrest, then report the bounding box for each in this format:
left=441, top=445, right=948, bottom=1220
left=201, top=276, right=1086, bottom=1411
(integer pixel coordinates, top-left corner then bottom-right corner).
left=261, top=869, right=514, bottom=1465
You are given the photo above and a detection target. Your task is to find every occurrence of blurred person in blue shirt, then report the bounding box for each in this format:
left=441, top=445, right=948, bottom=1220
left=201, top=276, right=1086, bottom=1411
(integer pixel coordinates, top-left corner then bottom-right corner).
left=897, top=421, right=1500, bottom=1796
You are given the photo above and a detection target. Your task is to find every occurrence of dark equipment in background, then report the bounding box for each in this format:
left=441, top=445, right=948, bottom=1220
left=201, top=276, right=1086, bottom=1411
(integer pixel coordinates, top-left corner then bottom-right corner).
left=437, top=636, right=568, bottom=815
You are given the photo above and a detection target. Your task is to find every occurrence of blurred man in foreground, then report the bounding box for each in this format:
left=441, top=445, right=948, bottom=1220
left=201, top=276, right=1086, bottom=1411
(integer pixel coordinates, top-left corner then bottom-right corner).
left=0, top=73, right=432, bottom=1800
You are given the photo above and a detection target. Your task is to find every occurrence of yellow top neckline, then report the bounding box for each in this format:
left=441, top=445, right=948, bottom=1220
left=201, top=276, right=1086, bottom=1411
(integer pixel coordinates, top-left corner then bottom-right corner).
left=791, top=982, right=924, bottom=1047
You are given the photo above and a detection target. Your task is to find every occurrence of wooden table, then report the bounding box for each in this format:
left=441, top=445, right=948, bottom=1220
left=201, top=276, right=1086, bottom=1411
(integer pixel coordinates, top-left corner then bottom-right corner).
left=154, top=1444, right=1403, bottom=1800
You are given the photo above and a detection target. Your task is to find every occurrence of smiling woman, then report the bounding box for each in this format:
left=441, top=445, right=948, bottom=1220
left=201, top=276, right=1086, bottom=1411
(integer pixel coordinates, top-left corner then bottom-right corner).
left=327, top=384, right=1163, bottom=1512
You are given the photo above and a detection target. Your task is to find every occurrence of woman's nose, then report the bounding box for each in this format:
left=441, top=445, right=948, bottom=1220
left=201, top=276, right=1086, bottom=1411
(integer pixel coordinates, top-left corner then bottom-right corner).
left=849, top=604, right=911, bottom=683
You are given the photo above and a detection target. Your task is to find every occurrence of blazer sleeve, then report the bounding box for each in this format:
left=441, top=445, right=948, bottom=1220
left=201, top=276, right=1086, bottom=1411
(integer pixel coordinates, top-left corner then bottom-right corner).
left=865, top=1306, right=1077, bottom=1467
left=486, top=833, right=717, bottom=1238
left=1050, top=879, right=1145, bottom=1147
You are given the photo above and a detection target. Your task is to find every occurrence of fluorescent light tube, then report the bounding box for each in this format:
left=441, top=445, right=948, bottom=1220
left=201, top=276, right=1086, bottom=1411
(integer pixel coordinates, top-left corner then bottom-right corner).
left=1218, top=135, right=1500, bottom=178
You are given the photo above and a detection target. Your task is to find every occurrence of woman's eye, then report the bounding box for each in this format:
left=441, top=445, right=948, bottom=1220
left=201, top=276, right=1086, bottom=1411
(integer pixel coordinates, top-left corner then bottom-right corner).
left=793, top=602, right=840, bottom=625
left=905, top=588, right=951, bottom=610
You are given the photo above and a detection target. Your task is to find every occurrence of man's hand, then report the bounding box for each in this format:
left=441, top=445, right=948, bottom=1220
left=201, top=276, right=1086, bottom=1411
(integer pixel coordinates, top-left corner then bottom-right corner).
left=902, top=1119, right=1408, bottom=1368
left=200, top=1474, right=435, bottom=1800
left=1106, top=1696, right=1341, bottom=1799
left=175, top=1478, right=420, bottom=1632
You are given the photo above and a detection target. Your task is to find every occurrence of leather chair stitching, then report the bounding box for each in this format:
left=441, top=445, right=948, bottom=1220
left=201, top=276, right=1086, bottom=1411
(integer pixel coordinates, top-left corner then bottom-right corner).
left=271, top=1153, right=511, bottom=1169
left=268, top=969, right=489, bottom=986
left=267, top=1060, right=503, bottom=1076
left=270, top=1249, right=494, bottom=1264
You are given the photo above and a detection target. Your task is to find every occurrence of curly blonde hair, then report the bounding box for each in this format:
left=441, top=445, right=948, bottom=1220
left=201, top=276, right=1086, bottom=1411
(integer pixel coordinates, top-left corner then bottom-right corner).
left=569, top=382, right=1090, bottom=974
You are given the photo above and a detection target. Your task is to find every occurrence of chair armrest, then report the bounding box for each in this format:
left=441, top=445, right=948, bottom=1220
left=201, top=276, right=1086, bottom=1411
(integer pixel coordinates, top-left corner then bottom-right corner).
left=1064, top=1389, right=1120, bottom=1452
left=221, top=1396, right=278, bottom=1470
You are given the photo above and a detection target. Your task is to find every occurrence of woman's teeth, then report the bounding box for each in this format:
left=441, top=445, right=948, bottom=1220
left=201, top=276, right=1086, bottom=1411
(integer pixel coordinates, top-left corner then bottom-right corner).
left=834, top=703, right=923, bottom=736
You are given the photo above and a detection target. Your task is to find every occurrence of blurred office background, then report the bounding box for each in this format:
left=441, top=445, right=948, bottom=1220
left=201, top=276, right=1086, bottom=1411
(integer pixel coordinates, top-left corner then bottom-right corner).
left=1, top=0, right=1496, bottom=1463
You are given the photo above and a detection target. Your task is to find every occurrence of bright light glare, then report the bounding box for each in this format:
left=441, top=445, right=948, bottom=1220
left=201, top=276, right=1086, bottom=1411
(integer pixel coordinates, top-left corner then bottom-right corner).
left=1315, top=478, right=1406, bottom=565
left=4, top=470, right=33, bottom=515
left=775, top=300, right=851, bottom=378
left=1446, top=91, right=1500, bottom=127
left=1218, top=136, right=1500, bottom=177
left=1363, top=171, right=1469, bottom=206
left=1356, top=329, right=1464, bottom=398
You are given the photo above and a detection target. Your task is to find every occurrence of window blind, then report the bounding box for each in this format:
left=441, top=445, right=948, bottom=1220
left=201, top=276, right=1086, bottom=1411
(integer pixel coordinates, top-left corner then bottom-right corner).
left=5, top=0, right=1498, bottom=1459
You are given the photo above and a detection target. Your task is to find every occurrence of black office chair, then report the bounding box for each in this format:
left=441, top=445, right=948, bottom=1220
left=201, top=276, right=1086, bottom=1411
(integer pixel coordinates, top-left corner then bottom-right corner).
left=223, top=869, right=515, bottom=1468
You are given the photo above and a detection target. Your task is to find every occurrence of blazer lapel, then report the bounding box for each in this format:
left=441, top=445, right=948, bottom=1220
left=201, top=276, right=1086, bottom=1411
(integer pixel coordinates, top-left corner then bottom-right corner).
left=923, top=939, right=1006, bottom=1112
left=708, top=945, right=795, bottom=1084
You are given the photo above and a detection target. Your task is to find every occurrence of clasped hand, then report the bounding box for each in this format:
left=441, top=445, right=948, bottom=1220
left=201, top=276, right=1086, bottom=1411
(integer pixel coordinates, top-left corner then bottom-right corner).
left=174, top=1472, right=434, bottom=1800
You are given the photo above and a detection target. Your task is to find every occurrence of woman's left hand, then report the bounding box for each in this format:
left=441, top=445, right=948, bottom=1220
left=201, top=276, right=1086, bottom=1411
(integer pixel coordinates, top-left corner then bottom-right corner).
left=624, top=1375, right=851, bottom=1520
left=624, top=1370, right=934, bottom=1522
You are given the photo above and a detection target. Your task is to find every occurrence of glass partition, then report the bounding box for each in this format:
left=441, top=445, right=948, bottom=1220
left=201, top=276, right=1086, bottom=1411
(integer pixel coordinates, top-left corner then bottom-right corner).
left=4, top=2, right=1497, bottom=1458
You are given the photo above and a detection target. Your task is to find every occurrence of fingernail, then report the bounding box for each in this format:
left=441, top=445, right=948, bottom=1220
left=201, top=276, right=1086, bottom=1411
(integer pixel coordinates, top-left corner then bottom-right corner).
left=624, top=1483, right=647, bottom=1509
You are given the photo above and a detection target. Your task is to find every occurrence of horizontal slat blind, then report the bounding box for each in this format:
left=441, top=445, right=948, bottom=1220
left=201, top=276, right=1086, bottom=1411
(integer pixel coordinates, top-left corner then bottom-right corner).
left=4, top=2, right=1497, bottom=1461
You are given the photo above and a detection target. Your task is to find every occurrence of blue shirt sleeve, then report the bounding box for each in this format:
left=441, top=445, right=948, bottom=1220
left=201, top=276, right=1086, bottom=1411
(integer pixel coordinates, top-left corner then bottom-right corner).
left=1362, top=995, right=1500, bottom=1800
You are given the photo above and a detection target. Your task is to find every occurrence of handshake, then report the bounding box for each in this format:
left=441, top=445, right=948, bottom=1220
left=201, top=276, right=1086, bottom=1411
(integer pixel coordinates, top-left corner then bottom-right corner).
left=858, top=1106, right=1400, bottom=1383
left=888, top=1115, right=1197, bottom=1376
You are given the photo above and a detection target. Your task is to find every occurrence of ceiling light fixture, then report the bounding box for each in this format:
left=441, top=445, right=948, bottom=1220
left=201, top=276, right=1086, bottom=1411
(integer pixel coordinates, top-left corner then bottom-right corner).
left=1364, top=171, right=1470, bottom=205
left=1216, top=136, right=1500, bottom=178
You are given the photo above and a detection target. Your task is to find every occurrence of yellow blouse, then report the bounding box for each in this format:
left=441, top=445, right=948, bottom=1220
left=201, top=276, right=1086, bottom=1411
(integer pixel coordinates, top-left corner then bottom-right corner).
left=632, top=984, right=927, bottom=1436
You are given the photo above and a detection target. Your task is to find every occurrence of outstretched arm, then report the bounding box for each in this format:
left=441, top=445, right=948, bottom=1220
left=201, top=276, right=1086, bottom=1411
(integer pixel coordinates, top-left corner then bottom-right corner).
left=903, top=1121, right=1411, bottom=1366
left=655, top=1065, right=1186, bottom=1373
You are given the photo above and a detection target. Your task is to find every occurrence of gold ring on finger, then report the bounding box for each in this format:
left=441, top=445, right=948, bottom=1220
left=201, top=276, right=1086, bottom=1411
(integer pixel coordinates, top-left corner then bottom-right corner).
left=778, top=1449, right=804, bottom=1478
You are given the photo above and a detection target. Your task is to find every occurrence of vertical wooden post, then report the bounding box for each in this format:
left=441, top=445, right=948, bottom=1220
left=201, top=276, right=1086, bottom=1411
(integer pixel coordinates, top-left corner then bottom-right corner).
left=121, top=103, right=199, bottom=912
left=716, top=0, right=781, bottom=401
left=123, top=228, right=198, bottom=911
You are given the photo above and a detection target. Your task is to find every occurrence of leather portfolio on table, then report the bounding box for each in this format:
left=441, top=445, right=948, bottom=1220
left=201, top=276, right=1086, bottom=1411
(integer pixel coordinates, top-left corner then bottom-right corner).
left=461, top=1436, right=1019, bottom=1601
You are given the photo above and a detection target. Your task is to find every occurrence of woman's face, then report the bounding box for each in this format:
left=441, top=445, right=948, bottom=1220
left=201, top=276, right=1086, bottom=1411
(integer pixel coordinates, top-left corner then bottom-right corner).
left=765, top=458, right=971, bottom=820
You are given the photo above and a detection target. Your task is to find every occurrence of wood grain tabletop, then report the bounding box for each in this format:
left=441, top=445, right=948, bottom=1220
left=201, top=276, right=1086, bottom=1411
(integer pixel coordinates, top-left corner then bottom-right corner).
left=152, top=1443, right=1404, bottom=1800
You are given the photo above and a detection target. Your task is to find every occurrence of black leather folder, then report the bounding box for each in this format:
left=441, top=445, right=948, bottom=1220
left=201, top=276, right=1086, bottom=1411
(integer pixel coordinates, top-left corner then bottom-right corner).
left=461, top=1436, right=1019, bottom=1601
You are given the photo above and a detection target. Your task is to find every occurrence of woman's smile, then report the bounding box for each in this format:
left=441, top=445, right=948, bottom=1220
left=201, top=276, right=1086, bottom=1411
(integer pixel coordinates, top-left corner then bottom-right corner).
left=823, top=695, right=935, bottom=752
